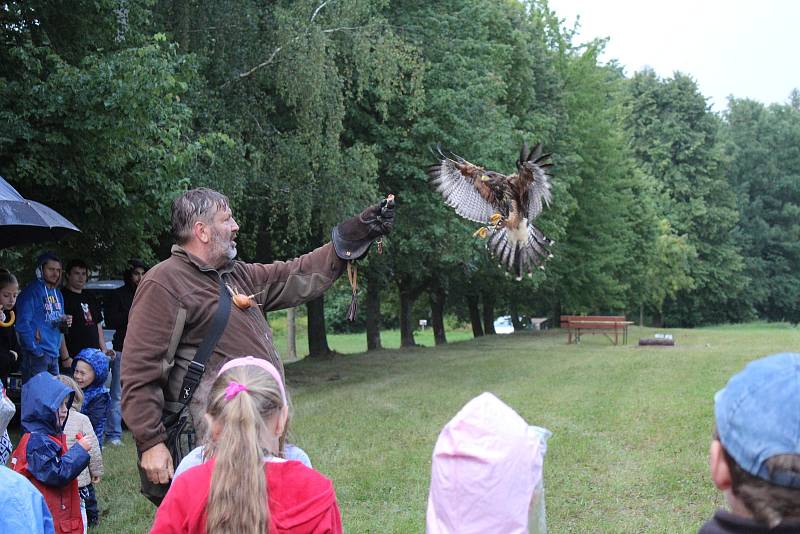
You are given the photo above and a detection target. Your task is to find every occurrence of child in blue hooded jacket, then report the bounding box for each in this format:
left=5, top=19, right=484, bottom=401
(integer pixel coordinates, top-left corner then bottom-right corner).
left=71, top=348, right=110, bottom=444
left=71, top=348, right=110, bottom=527
left=10, top=371, right=92, bottom=534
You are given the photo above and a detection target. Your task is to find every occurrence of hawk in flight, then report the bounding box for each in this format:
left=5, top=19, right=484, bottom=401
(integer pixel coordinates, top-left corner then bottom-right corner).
left=428, top=143, right=554, bottom=279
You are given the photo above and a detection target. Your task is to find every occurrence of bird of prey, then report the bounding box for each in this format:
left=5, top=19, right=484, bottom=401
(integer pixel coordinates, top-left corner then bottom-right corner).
left=428, top=143, right=554, bottom=280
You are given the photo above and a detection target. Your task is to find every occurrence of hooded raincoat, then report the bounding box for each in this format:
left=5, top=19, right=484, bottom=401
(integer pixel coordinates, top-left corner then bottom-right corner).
left=426, top=392, right=550, bottom=534
left=73, top=348, right=110, bottom=444
left=10, top=371, right=90, bottom=534
left=0, top=465, right=55, bottom=534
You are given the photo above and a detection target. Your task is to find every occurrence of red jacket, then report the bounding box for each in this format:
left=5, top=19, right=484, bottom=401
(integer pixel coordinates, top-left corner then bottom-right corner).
left=151, top=459, right=343, bottom=533
left=11, top=433, right=83, bottom=534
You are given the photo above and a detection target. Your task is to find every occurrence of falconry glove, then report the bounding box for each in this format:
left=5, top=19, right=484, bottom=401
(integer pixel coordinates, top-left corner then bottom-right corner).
left=331, top=198, right=395, bottom=261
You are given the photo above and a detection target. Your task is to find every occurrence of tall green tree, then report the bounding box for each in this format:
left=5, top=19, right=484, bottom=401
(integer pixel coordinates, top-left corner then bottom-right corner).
left=152, top=0, right=413, bottom=356
left=0, top=2, right=204, bottom=272
left=723, top=96, right=800, bottom=323
left=625, top=70, right=749, bottom=325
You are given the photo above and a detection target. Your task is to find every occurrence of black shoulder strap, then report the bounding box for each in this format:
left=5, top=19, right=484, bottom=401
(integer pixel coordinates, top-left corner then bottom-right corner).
left=177, top=275, right=231, bottom=405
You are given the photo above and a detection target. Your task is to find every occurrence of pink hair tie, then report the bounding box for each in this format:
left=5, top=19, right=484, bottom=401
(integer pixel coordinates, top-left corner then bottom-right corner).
left=224, top=381, right=248, bottom=400
left=217, top=356, right=287, bottom=406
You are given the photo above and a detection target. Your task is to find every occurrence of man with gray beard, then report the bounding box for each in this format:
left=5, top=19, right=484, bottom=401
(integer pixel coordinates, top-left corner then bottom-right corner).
left=121, top=187, right=393, bottom=501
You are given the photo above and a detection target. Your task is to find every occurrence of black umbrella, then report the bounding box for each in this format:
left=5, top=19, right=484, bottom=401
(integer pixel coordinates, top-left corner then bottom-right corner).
left=0, top=176, right=81, bottom=249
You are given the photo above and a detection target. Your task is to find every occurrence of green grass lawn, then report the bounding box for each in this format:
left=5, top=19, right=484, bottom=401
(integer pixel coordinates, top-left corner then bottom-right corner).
left=67, top=323, right=800, bottom=532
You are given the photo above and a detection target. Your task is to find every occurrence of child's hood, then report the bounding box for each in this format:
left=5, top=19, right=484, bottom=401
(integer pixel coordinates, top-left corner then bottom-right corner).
left=74, top=348, right=109, bottom=388
left=21, top=371, right=73, bottom=435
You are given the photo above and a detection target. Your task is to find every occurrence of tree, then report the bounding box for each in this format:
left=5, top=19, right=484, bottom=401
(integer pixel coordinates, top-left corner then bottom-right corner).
left=1, top=2, right=204, bottom=272
left=625, top=70, right=749, bottom=326
left=152, top=0, right=412, bottom=356
left=723, top=96, right=800, bottom=324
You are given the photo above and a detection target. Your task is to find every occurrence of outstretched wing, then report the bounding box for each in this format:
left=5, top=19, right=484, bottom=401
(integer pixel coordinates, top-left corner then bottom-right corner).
left=427, top=148, right=506, bottom=224
left=518, top=143, right=553, bottom=219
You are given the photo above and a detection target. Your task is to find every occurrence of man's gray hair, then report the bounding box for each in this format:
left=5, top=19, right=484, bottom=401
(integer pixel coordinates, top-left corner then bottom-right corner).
left=171, top=188, right=230, bottom=245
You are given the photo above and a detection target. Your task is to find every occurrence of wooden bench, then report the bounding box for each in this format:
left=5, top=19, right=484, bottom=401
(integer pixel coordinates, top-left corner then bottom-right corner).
left=560, top=315, right=633, bottom=345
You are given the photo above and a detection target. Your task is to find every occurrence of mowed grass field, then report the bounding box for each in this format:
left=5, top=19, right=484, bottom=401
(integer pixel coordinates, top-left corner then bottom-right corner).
left=83, top=322, right=800, bottom=533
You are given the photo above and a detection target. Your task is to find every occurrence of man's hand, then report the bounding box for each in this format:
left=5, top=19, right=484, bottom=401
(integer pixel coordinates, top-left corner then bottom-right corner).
left=359, top=195, right=395, bottom=238
left=331, top=195, right=396, bottom=260
left=104, top=349, right=116, bottom=360
left=141, top=442, right=174, bottom=485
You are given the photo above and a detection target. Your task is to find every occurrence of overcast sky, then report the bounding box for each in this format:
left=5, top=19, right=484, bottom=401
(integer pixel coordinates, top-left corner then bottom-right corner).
left=546, top=0, right=800, bottom=112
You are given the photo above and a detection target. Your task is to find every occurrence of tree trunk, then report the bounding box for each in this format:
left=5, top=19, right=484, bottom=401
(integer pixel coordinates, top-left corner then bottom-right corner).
left=510, top=304, right=524, bottom=330
left=306, top=295, right=332, bottom=358
left=482, top=291, right=496, bottom=335
left=551, top=301, right=562, bottom=329
left=639, top=303, right=644, bottom=327
left=653, top=309, right=664, bottom=328
left=430, top=288, right=447, bottom=346
left=365, top=275, right=382, bottom=351
left=286, top=307, right=297, bottom=360
left=399, top=289, right=417, bottom=347
left=467, top=295, right=483, bottom=337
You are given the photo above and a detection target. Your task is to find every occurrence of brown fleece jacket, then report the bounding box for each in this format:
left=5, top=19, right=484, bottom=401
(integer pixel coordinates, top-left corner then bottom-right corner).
left=121, top=244, right=344, bottom=451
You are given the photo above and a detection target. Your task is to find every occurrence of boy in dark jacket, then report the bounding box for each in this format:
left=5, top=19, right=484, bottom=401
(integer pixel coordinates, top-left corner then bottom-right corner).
left=10, top=371, right=92, bottom=534
left=103, top=258, right=146, bottom=446
left=698, top=353, right=800, bottom=533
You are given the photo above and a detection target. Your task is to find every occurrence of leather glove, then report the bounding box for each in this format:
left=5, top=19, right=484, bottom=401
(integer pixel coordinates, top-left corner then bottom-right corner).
left=331, top=197, right=395, bottom=260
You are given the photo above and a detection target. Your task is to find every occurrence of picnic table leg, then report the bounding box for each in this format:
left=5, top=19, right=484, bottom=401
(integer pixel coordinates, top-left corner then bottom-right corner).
left=615, top=328, right=618, bottom=346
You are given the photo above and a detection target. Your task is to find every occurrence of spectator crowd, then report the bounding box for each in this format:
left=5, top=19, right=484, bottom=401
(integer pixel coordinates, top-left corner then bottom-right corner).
left=0, top=255, right=146, bottom=533
left=0, top=188, right=797, bottom=533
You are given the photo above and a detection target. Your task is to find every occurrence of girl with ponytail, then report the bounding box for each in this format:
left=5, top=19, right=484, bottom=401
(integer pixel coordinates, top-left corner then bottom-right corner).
left=150, top=357, right=342, bottom=534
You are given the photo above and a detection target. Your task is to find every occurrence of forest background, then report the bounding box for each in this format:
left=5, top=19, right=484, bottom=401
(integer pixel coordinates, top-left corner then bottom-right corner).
left=2, top=0, right=799, bottom=356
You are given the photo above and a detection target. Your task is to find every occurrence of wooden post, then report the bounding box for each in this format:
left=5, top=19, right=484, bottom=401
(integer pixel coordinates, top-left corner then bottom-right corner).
left=286, top=307, right=297, bottom=360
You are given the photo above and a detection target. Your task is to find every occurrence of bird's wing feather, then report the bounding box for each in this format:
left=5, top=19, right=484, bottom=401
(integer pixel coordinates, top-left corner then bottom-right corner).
left=427, top=152, right=504, bottom=224
left=518, top=144, right=553, bottom=219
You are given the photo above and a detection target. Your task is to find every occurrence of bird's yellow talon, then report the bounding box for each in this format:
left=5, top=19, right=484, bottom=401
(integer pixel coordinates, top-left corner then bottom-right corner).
left=473, top=227, right=489, bottom=239
left=490, top=213, right=503, bottom=224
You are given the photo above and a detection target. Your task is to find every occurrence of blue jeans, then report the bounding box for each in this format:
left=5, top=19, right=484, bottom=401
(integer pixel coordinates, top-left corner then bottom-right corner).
left=20, top=351, right=59, bottom=383
left=104, top=350, right=122, bottom=441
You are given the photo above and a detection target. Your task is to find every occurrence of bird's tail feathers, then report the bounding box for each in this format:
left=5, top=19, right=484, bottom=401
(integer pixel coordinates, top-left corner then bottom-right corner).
left=487, top=223, right=552, bottom=279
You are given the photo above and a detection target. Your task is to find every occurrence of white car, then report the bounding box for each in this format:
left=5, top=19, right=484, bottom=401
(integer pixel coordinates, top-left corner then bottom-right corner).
left=493, top=316, right=514, bottom=334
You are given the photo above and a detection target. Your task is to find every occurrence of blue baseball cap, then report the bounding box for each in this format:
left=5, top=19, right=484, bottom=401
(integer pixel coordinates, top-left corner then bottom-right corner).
left=714, top=352, right=800, bottom=488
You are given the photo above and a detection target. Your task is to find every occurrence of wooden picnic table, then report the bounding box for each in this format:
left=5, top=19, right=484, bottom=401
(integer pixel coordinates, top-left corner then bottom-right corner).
left=560, top=316, right=634, bottom=345
left=530, top=317, right=549, bottom=330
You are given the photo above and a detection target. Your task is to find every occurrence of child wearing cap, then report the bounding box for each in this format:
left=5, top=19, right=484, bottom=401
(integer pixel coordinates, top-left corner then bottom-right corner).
left=699, top=352, right=800, bottom=533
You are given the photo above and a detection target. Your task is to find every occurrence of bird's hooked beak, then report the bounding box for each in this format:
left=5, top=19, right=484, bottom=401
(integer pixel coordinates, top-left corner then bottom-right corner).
left=480, top=175, right=490, bottom=182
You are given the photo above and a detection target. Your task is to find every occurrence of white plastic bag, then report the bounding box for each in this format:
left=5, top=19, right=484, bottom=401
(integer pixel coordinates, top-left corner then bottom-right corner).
left=0, top=391, right=15, bottom=437
left=527, top=425, right=552, bottom=534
